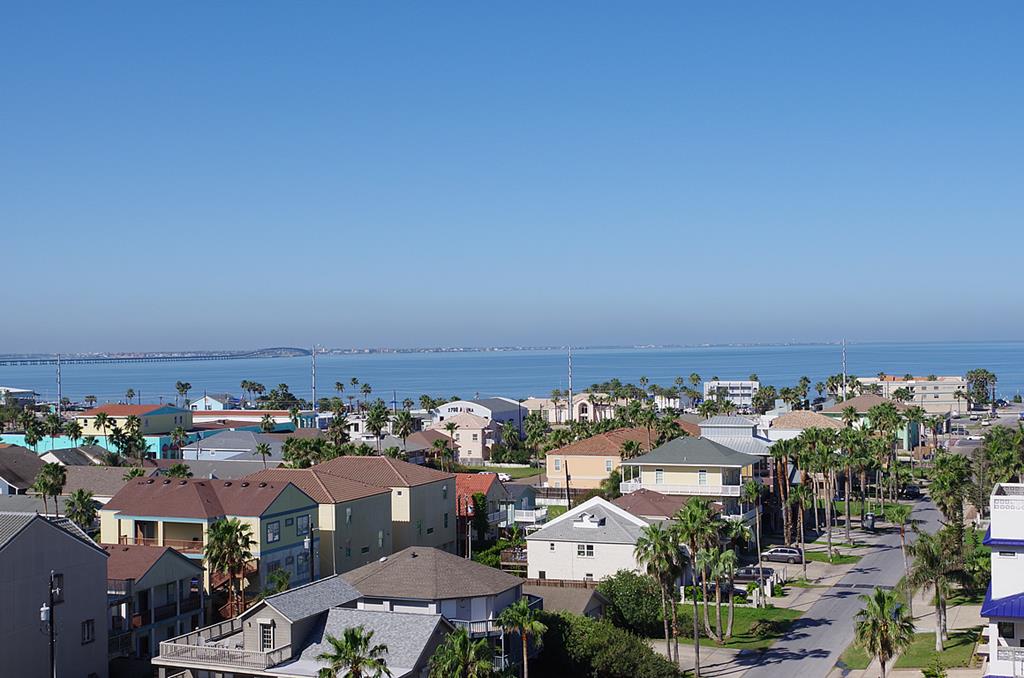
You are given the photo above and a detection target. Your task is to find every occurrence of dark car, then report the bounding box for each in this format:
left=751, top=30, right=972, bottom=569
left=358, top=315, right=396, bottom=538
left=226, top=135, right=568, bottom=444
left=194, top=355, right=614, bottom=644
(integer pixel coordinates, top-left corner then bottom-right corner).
left=902, top=484, right=922, bottom=499
left=760, top=547, right=803, bottom=564
left=733, top=566, right=774, bottom=584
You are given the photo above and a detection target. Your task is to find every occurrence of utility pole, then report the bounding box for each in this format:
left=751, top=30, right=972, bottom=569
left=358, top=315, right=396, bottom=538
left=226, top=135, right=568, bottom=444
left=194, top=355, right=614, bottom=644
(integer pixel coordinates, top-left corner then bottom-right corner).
left=56, top=354, right=62, bottom=416
left=567, top=346, right=574, bottom=424
left=311, top=345, right=317, bottom=414
left=465, top=496, right=473, bottom=559
left=41, top=569, right=58, bottom=678
left=841, top=339, right=847, bottom=400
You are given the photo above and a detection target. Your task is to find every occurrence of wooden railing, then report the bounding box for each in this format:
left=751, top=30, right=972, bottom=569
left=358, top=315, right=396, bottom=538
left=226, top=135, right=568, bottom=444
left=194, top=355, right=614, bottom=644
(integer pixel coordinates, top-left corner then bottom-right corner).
left=118, top=535, right=205, bottom=553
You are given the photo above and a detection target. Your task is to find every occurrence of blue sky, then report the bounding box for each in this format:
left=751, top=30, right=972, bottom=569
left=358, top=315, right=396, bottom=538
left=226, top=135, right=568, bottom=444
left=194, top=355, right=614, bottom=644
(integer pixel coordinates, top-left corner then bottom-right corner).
left=2, top=3, right=1022, bottom=352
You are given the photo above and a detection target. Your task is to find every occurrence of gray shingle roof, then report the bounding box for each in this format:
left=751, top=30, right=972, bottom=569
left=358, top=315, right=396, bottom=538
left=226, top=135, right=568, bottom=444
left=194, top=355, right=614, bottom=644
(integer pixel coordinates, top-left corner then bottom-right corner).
left=626, top=436, right=761, bottom=467
left=702, top=415, right=756, bottom=427
left=471, top=398, right=523, bottom=416
left=261, top=575, right=362, bottom=622
left=0, top=445, right=45, bottom=491
left=342, top=547, right=522, bottom=600
left=525, top=500, right=646, bottom=545
left=0, top=511, right=105, bottom=555
left=181, top=430, right=285, bottom=461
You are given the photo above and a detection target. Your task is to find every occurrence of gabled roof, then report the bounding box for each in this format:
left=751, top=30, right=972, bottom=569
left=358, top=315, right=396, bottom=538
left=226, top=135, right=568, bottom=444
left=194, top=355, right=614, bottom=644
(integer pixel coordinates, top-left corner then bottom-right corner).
left=523, top=583, right=609, bottom=616
left=702, top=415, right=756, bottom=427
left=63, top=465, right=156, bottom=498
left=455, top=473, right=509, bottom=517
left=342, top=546, right=522, bottom=600
left=612, top=489, right=691, bottom=520
left=546, top=427, right=653, bottom=458
left=822, top=395, right=907, bottom=413
left=403, top=430, right=448, bottom=451
left=103, top=477, right=307, bottom=519
left=526, top=496, right=647, bottom=545
left=469, top=397, right=523, bottom=415
left=703, top=436, right=770, bottom=456
left=315, top=456, right=453, bottom=488
left=44, top=445, right=106, bottom=465
left=80, top=404, right=184, bottom=417
left=258, top=575, right=362, bottom=622
left=626, top=436, right=761, bottom=468
left=770, top=411, right=845, bottom=431
left=0, top=512, right=106, bottom=556
left=104, top=544, right=202, bottom=581
left=0, top=445, right=45, bottom=490
left=436, top=412, right=491, bottom=429
left=151, top=458, right=283, bottom=479
left=243, top=468, right=391, bottom=504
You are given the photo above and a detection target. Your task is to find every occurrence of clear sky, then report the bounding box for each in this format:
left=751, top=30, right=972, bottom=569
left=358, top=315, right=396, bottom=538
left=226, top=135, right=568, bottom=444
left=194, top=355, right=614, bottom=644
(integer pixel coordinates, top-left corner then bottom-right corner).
left=2, top=2, right=1022, bottom=352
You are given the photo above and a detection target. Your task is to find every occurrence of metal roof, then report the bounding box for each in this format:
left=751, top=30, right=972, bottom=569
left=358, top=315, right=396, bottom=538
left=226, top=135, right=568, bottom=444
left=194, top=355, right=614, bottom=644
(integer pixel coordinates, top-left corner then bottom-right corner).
left=982, top=585, right=1024, bottom=619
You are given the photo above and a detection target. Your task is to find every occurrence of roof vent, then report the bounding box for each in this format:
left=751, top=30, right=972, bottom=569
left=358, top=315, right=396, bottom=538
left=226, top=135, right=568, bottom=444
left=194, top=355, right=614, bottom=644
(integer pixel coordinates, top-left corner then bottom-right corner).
left=378, top=556, right=388, bottom=562
left=162, top=479, right=171, bottom=484
left=241, top=481, right=249, bottom=487
left=179, top=480, right=187, bottom=485
left=223, top=481, right=232, bottom=487
left=258, top=482, right=267, bottom=488
left=410, top=551, right=418, bottom=558
left=146, top=479, right=154, bottom=484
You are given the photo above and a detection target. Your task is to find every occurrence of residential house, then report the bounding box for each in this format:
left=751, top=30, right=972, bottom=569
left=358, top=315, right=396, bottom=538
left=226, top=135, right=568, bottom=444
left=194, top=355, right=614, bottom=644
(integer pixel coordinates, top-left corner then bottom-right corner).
left=244, top=468, right=394, bottom=574
left=982, top=483, right=1024, bottom=677
left=619, top=436, right=761, bottom=522
left=699, top=415, right=771, bottom=458
left=0, top=385, right=37, bottom=406
left=525, top=496, right=647, bottom=582
left=105, top=543, right=205, bottom=659
left=766, top=410, right=845, bottom=442
left=190, top=409, right=301, bottom=428
left=505, top=483, right=547, bottom=526
left=314, top=456, right=457, bottom=553
left=188, top=393, right=240, bottom=411
left=100, top=477, right=320, bottom=592
left=0, top=494, right=72, bottom=517
left=64, top=465, right=157, bottom=504
left=150, top=457, right=284, bottom=479
left=0, top=512, right=109, bottom=678
left=455, top=473, right=512, bottom=549
left=856, top=375, right=967, bottom=415
left=821, top=395, right=920, bottom=451
left=430, top=412, right=498, bottom=464
left=0, top=444, right=44, bottom=495
left=41, top=444, right=108, bottom=466
left=545, top=427, right=655, bottom=490
left=78, top=404, right=193, bottom=437
left=433, top=397, right=526, bottom=437
left=153, top=574, right=451, bottom=678
left=611, top=488, right=690, bottom=522
left=179, top=429, right=287, bottom=462
left=522, top=393, right=621, bottom=425
left=523, top=581, right=608, bottom=618
left=703, top=380, right=760, bottom=409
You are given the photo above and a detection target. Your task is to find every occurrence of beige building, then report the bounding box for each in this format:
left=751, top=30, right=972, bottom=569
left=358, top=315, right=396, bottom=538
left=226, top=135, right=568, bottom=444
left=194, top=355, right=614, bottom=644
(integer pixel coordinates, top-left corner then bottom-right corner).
left=544, top=427, right=655, bottom=489
left=78, top=404, right=192, bottom=436
left=523, top=392, right=621, bottom=424
left=314, top=456, right=458, bottom=553
left=243, top=468, right=394, bottom=576
left=430, top=412, right=497, bottom=463
left=856, top=375, right=967, bottom=414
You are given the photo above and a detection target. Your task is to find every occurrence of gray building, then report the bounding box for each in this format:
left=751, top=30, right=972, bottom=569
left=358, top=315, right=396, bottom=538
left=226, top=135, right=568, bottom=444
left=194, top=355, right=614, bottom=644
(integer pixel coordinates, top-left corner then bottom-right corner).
left=0, top=512, right=109, bottom=678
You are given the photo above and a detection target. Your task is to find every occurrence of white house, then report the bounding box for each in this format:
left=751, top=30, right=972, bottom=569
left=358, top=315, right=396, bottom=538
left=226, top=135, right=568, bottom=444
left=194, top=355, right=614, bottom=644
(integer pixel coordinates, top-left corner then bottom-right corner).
left=525, top=496, right=647, bottom=582
left=982, top=483, right=1024, bottom=677
left=432, top=398, right=525, bottom=438
left=189, top=393, right=240, bottom=411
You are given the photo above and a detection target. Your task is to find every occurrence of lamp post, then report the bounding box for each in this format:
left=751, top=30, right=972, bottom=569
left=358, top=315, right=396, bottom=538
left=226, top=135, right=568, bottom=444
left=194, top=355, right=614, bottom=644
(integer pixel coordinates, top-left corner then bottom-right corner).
left=302, top=531, right=316, bottom=585
left=40, top=569, right=59, bottom=678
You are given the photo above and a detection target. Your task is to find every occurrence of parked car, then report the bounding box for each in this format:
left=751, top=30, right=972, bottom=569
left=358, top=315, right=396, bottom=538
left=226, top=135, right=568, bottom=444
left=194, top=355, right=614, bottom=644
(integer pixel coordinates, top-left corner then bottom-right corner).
left=497, top=472, right=512, bottom=482
left=733, top=565, right=775, bottom=584
left=902, top=484, right=922, bottom=500
left=760, top=547, right=803, bottom=564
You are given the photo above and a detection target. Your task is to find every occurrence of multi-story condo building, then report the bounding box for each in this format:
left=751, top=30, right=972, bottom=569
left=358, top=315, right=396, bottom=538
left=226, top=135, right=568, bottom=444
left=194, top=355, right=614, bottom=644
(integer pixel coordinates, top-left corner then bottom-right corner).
left=522, top=393, right=622, bottom=424
left=703, top=380, right=760, bottom=409
left=856, top=375, right=967, bottom=415
left=982, top=483, right=1024, bottom=677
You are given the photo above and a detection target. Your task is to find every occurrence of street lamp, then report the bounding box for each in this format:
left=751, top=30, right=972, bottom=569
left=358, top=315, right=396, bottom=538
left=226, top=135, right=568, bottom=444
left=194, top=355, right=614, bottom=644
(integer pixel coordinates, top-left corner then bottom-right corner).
left=40, top=570, right=59, bottom=678
left=302, top=526, right=334, bottom=580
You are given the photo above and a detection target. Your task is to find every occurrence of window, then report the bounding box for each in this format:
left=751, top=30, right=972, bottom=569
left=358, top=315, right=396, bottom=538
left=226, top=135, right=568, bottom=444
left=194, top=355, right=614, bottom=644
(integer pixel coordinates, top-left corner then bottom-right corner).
left=427, top=527, right=434, bottom=534
left=698, top=469, right=708, bottom=486
left=605, top=460, right=613, bottom=472
left=999, top=621, right=1015, bottom=639
left=538, top=571, right=546, bottom=580
left=297, top=514, right=310, bottom=535
left=266, top=521, right=280, bottom=543
left=345, top=508, right=352, bottom=525
left=655, top=468, right=664, bottom=485
left=443, top=513, right=449, bottom=528
left=472, top=433, right=478, bottom=442
left=285, top=555, right=295, bottom=567
left=378, top=530, right=384, bottom=548
left=999, top=551, right=1016, bottom=558
left=554, top=459, right=562, bottom=471
left=52, top=574, right=64, bottom=604
left=297, top=552, right=309, bottom=575
left=361, top=546, right=370, bottom=554
left=345, top=546, right=352, bottom=557
left=259, top=623, right=275, bottom=651
left=285, top=517, right=294, bottom=526
left=584, top=573, right=593, bottom=581
left=549, top=543, right=555, bottom=551
left=81, top=619, right=95, bottom=644
left=442, top=485, right=448, bottom=499
left=577, top=544, right=594, bottom=558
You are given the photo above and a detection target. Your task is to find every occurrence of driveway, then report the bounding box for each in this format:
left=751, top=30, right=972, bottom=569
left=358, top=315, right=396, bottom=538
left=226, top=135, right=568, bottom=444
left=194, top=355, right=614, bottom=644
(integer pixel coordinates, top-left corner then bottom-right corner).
left=738, top=499, right=942, bottom=678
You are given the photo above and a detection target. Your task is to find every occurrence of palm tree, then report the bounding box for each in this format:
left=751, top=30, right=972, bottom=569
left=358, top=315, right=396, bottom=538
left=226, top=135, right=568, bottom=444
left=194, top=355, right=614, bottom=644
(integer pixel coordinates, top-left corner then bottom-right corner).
left=125, top=388, right=135, bottom=404
left=122, top=467, right=145, bottom=481
left=170, top=426, right=188, bottom=457
left=431, top=438, right=454, bottom=472
left=33, top=463, right=67, bottom=516
left=335, top=381, right=345, bottom=399
left=254, top=442, right=272, bottom=469
left=497, top=598, right=547, bottom=678
left=620, top=439, right=643, bottom=461
left=853, top=587, right=915, bottom=678
left=360, top=383, right=372, bottom=408
left=261, top=414, right=276, bottom=433
left=428, top=627, right=493, bottom=678
left=884, top=503, right=914, bottom=616
left=672, top=498, right=718, bottom=677
left=84, top=395, right=97, bottom=408
left=788, top=484, right=812, bottom=580
left=365, top=402, right=390, bottom=455
left=635, top=523, right=678, bottom=659
left=175, top=381, right=192, bottom=408
left=65, top=489, right=97, bottom=531
left=770, top=438, right=796, bottom=543
left=741, top=480, right=766, bottom=606
left=317, top=626, right=392, bottom=678
left=392, top=410, right=414, bottom=451
left=907, top=530, right=957, bottom=651
left=204, top=518, right=255, bottom=616
left=166, top=463, right=193, bottom=478
left=64, top=419, right=82, bottom=448
left=500, top=420, right=519, bottom=450
left=94, top=411, right=111, bottom=449
left=443, top=421, right=459, bottom=458
left=266, top=568, right=291, bottom=595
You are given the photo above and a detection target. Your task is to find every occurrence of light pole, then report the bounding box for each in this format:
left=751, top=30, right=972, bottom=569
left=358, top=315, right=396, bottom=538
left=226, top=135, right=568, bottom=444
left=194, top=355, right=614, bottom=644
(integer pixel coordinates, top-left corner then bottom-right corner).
left=40, top=569, right=59, bottom=678
left=303, top=526, right=334, bottom=577
left=302, top=532, right=316, bottom=585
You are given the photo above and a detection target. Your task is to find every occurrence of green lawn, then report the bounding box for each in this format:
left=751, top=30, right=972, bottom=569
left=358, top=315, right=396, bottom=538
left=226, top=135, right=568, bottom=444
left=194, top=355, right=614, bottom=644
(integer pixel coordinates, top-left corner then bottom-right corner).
left=837, top=642, right=871, bottom=670
left=893, top=628, right=980, bottom=669
left=547, top=505, right=567, bottom=518
left=804, top=551, right=862, bottom=565
left=942, top=587, right=986, bottom=607
left=664, top=604, right=803, bottom=651
left=458, top=465, right=542, bottom=479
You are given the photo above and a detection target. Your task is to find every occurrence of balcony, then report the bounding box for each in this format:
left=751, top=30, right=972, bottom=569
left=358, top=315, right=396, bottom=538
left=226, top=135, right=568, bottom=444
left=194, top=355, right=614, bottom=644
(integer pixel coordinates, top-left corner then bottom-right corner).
left=996, top=646, right=1024, bottom=663
left=514, top=507, right=548, bottom=524
left=119, top=535, right=205, bottom=554
left=620, top=481, right=741, bottom=497
left=449, top=595, right=542, bottom=638
left=179, top=595, right=202, bottom=613
left=154, top=601, right=179, bottom=622
left=109, top=630, right=133, bottom=658
left=157, top=618, right=292, bottom=671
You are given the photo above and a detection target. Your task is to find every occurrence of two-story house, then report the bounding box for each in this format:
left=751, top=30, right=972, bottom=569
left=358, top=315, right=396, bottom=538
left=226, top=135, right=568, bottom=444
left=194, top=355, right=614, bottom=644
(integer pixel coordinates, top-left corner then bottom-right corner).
left=455, top=472, right=512, bottom=550
left=243, top=468, right=394, bottom=575
left=619, top=436, right=761, bottom=522
left=432, top=397, right=525, bottom=438
left=430, top=412, right=499, bottom=463
left=100, top=477, right=320, bottom=593
left=105, top=543, right=205, bottom=660
left=982, top=483, right=1024, bottom=677
left=544, top=427, right=655, bottom=490
left=314, top=456, right=457, bottom=553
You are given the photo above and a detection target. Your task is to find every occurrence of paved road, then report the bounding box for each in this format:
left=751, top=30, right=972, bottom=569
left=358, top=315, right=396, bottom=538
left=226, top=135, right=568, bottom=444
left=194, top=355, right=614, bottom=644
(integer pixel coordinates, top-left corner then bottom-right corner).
left=739, top=498, right=942, bottom=678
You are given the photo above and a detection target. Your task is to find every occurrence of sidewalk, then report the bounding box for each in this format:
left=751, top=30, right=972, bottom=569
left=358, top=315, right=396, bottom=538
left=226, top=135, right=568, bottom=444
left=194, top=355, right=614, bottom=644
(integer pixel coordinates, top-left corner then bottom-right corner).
left=648, top=639, right=749, bottom=677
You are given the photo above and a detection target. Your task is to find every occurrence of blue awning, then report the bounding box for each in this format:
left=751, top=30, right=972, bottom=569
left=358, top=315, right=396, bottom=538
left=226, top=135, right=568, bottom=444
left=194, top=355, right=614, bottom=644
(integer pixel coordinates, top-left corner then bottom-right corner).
left=982, top=585, right=1024, bottom=619
left=983, top=526, right=1024, bottom=548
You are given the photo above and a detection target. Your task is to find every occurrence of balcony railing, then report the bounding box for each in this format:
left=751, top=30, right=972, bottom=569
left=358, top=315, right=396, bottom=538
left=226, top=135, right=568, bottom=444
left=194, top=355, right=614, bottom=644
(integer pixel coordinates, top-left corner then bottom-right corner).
left=107, top=578, right=134, bottom=599
left=154, top=601, right=179, bottom=622
left=514, top=507, right=548, bottom=524
left=119, top=535, right=205, bottom=553
left=109, top=630, right=133, bottom=657
left=449, top=596, right=542, bottom=637
left=996, top=646, right=1024, bottom=662
left=620, top=481, right=741, bottom=497
left=179, top=595, right=202, bottom=613
left=157, top=618, right=292, bottom=671
left=500, top=548, right=528, bottom=564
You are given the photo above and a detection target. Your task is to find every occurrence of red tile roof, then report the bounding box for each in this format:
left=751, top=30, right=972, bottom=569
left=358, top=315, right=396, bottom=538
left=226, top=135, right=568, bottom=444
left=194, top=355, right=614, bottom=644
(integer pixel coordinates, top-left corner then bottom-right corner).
left=454, top=473, right=506, bottom=517
left=81, top=404, right=167, bottom=417
left=314, top=456, right=453, bottom=488
left=103, top=544, right=201, bottom=581
left=103, top=477, right=305, bottom=519
left=547, top=427, right=655, bottom=458
left=243, top=468, right=391, bottom=504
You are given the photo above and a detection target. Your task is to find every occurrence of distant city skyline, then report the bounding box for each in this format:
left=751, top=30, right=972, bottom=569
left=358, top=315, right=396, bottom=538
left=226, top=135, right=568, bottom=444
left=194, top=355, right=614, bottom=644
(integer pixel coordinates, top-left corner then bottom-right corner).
left=3, top=2, right=1022, bottom=353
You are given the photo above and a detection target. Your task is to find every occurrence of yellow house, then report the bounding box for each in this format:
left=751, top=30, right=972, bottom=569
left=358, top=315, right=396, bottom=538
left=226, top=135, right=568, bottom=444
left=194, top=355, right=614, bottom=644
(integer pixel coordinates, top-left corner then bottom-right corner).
left=619, top=436, right=761, bottom=521
left=545, top=427, right=655, bottom=490
left=242, top=468, right=394, bottom=576
left=78, top=404, right=192, bottom=436
left=100, top=476, right=318, bottom=592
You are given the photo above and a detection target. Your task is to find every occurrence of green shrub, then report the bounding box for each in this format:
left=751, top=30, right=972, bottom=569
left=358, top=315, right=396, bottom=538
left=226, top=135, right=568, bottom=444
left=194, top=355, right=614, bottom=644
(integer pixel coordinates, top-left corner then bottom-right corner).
left=596, top=570, right=665, bottom=637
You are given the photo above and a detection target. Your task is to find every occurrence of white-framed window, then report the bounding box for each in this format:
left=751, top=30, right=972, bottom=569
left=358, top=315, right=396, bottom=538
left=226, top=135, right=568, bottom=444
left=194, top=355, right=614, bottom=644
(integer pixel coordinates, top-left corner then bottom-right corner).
left=577, top=544, right=594, bottom=558
left=472, top=433, right=479, bottom=441
left=605, top=459, right=613, bottom=472
left=655, top=468, right=664, bottom=484
left=698, top=469, right=708, bottom=486
left=549, top=543, right=555, bottom=551
left=554, top=459, right=562, bottom=471
left=266, top=521, right=280, bottom=543
left=259, top=623, right=275, bottom=651
left=378, top=530, right=384, bottom=547
left=297, top=514, right=310, bottom=536
left=81, top=619, right=95, bottom=645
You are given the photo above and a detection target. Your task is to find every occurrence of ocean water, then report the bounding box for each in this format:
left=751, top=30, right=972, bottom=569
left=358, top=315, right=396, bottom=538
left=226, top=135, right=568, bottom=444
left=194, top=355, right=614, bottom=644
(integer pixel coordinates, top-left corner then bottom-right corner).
left=1, top=342, right=1021, bottom=405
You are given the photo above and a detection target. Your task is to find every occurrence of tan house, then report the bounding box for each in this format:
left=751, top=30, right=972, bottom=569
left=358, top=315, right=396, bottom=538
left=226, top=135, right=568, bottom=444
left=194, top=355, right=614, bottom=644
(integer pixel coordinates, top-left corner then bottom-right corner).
left=545, top=427, right=654, bottom=489
left=314, top=456, right=458, bottom=553
left=430, top=412, right=497, bottom=463
left=78, top=404, right=192, bottom=436
left=523, top=393, right=622, bottom=424
left=243, top=468, right=394, bottom=575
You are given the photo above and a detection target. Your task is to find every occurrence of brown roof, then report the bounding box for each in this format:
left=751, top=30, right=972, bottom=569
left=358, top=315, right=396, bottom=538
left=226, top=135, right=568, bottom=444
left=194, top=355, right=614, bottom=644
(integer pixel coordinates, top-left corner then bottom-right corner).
left=315, top=456, right=453, bottom=488
left=63, top=465, right=157, bottom=498
left=342, top=546, right=522, bottom=600
left=454, top=473, right=508, bottom=517
left=770, top=411, right=845, bottom=431
left=822, top=395, right=907, bottom=414
left=242, top=468, right=390, bottom=504
left=547, top=427, right=654, bottom=458
left=81, top=404, right=167, bottom=417
left=612, top=489, right=691, bottom=519
left=104, top=544, right=201, bottom=581
left=404, top=430, right=448, bottom=450
left=675, top=418, right=702, bottom=437
left=0, top=445, right=45, bottom=491
left=103, top=477, right=305, bottom=519
left=523, top=582, right=608, bottom=616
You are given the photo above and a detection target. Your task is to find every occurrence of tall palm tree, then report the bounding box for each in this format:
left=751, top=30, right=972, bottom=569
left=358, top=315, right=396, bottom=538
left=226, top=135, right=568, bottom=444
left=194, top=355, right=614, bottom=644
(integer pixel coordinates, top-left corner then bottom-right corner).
left=672, top=498, right=718, bottom=677
left=497, top=598, right=547, bottom=678
left=65, top=489, right=97, bottom=531
left=125, top=388, right=135, bottom=404
left=93, top=411, right=110, bottom=450
left=428, top=626, right=493, bottom=678
left=853, top=587, right=915, bottom=678
left=170, top=426, right=188, bottom=457
left=317, top=626, right=392, bottom=678
left=175, top=381, right=192, bottom=408
left=254, top=442, right=272, bottom=469
left=431, top=438, right=454, bottom=472
left=32, top=463, right=67, bottom=517
left=392, top=410, right=414, bottom=451
left=64, top=419, right=83, bottom=448
left=741, top=480, right=766, bottom=606
left=360, top=383, right=372, bottom=408
left=365, top=402, right=390, bottom=455
left=907, top=530, right=958, bottom=651
left=204, top=518, right=255, bottom=616
left=884, top=503, right=914, bottom=616
left=769, top=438, right=797, bottom=543
left=620, top=439, right=644, bottom=461
left=788, top=484, right=812, bottom=580
left=635, top=523, right=678, bottom=659
left=261, top=414, right=276, bottom=433
left=443, top=422, right=459, bottom=459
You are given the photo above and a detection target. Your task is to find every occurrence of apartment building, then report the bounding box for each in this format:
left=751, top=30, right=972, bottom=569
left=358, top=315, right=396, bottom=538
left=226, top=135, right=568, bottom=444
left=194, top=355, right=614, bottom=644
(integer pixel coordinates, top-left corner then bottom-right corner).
left=856, top=374, right=967, bottom=414
left=703, top=380, right=760, bottom=409
left=982, top=483, right=1024, bottom=677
